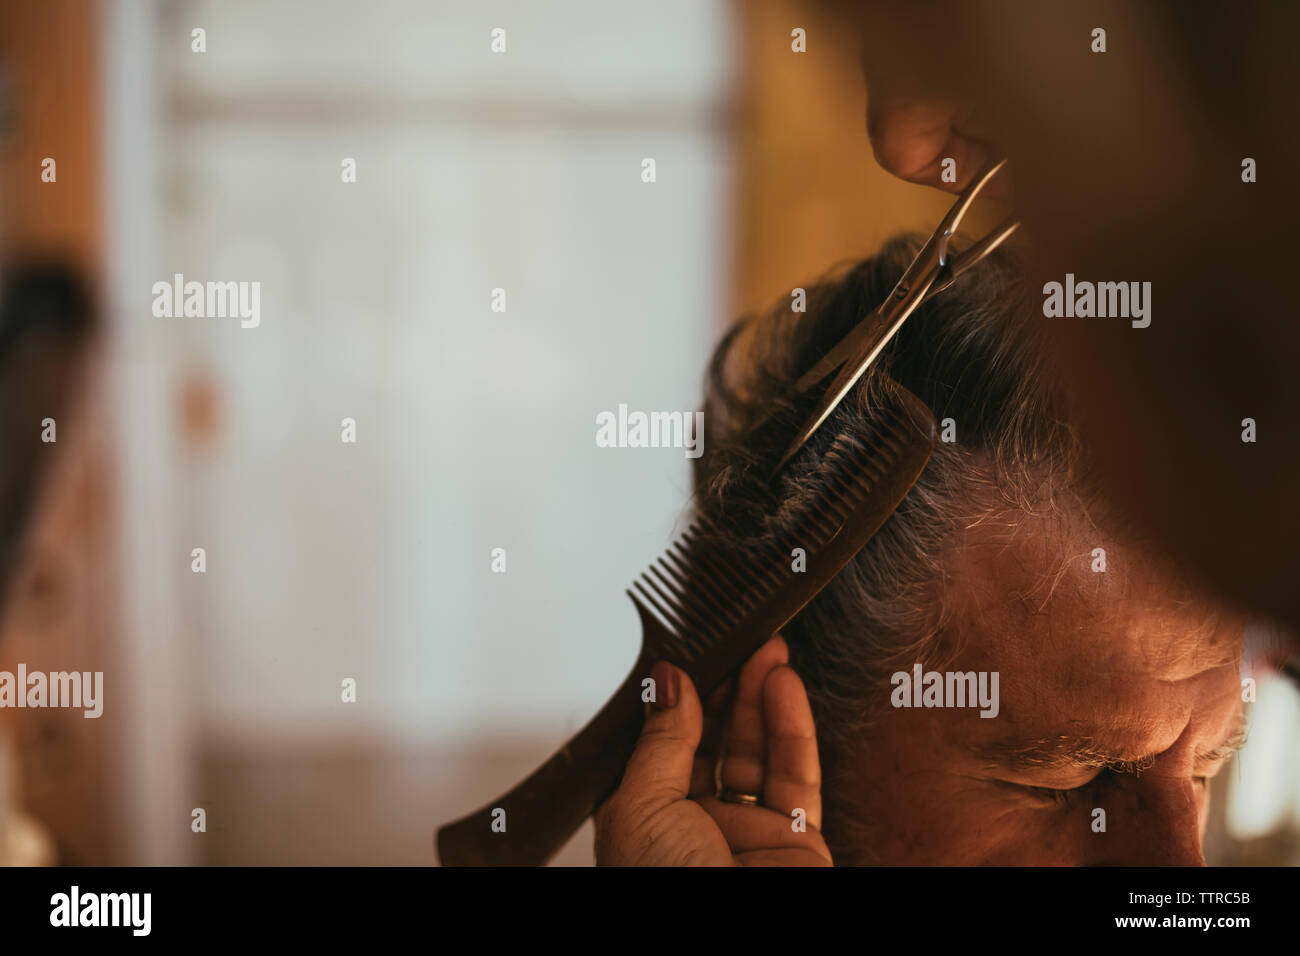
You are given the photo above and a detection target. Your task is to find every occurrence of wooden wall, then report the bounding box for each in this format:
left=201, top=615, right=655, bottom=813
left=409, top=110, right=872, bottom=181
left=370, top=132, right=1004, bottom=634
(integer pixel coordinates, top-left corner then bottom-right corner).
left=0, top=0, right=102, bottom=272
left=729, top=0, right=1002, bottom=320
left=0, top=0, right=116, bottom=865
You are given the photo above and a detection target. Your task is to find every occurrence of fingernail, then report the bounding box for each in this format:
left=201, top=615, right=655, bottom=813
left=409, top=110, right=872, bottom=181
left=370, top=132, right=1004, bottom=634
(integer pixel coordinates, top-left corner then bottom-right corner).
left=651, top=661, right=679, bottom=710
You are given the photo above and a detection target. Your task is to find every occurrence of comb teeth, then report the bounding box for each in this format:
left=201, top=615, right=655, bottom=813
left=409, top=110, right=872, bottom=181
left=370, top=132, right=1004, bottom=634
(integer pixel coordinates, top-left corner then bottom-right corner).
left=627, top=404, right=914, bottom=662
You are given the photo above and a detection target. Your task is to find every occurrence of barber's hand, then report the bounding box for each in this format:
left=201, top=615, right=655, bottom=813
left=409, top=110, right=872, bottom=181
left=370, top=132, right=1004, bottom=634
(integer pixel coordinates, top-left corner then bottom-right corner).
left=594, top=635, right=832, bottom=866
left=866, top=77, right=1008, bottom=198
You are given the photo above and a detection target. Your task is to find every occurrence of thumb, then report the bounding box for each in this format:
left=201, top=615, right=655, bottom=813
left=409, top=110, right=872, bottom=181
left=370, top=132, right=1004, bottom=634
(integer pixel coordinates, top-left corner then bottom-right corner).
left=617, top=661, right=702, bottom=810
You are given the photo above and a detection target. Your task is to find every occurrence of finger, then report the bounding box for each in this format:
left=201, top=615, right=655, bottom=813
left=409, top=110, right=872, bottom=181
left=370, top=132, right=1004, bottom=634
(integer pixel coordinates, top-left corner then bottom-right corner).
left=718, top=635, right=789, bottom=797
left=867, top=95, right=1008, bottom=197
left=733, top=847, right=833, bottom=867
left=761, top=665, right=822, bottom=831
left=616, top=661, right=702, bottom=811
left=690, top=678, right=735, bottom=797
left=694, top=798, right=832, bottom=864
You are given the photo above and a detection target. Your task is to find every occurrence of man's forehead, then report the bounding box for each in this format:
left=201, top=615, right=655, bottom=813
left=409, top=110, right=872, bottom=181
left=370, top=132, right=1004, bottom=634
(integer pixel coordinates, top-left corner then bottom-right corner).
left=942, top=506, right=1244, bottom=680
left=930, top=504, right=1247, bottom=769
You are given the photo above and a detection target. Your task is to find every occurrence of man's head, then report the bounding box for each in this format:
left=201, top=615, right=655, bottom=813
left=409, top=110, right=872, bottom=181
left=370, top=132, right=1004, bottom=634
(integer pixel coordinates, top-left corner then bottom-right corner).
left=694, top=235, right=1246, bottom=865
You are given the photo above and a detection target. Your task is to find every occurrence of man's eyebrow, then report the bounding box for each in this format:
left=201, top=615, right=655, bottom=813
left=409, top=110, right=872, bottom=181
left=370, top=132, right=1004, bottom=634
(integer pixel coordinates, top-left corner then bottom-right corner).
left=975, top=736, right=1156, bottom=775
left=978, top=716, right=1250, bottom=775
left=1195, top=716, right=1249, bottom=764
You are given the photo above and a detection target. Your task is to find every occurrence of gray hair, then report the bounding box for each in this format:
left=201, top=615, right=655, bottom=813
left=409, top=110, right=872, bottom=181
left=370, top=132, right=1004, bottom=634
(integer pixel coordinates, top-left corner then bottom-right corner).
left=692, top=233, right=1084, bottom=854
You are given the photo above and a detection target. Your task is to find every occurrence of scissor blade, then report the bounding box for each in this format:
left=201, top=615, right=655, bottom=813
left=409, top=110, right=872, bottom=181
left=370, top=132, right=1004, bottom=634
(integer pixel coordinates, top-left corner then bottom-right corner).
left=790, top=303, right=890, bottom=393
left=772, top=358, right=870, bottom=475
left=772, top=293, right=928, bottom=475
left=929, top=216, right=1020, bottom=297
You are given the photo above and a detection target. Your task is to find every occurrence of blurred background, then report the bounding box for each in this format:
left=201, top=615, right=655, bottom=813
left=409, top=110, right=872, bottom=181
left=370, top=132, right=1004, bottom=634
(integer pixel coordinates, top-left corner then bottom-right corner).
left=0, top=0, right=1295, bottom=865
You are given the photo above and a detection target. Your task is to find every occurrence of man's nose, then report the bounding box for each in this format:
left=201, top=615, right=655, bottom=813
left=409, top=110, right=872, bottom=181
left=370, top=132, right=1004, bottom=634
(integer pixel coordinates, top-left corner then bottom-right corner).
left=1085, top=774, right=1206, bottom=866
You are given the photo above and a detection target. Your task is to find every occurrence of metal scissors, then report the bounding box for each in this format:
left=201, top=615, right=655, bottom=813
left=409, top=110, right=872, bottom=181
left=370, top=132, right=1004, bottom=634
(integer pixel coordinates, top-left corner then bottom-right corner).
left=771, top=158, right=1020, bottom=476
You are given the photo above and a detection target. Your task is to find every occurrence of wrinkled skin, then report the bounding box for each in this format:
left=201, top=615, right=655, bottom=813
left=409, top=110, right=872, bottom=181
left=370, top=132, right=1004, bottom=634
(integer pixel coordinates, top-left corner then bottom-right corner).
left=596, top=508, right=1245, bottom=865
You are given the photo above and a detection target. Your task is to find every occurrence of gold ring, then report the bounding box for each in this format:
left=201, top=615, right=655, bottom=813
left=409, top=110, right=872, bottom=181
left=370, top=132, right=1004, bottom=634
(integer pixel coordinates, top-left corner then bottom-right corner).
left=719, top=788, right=762, bottom=806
